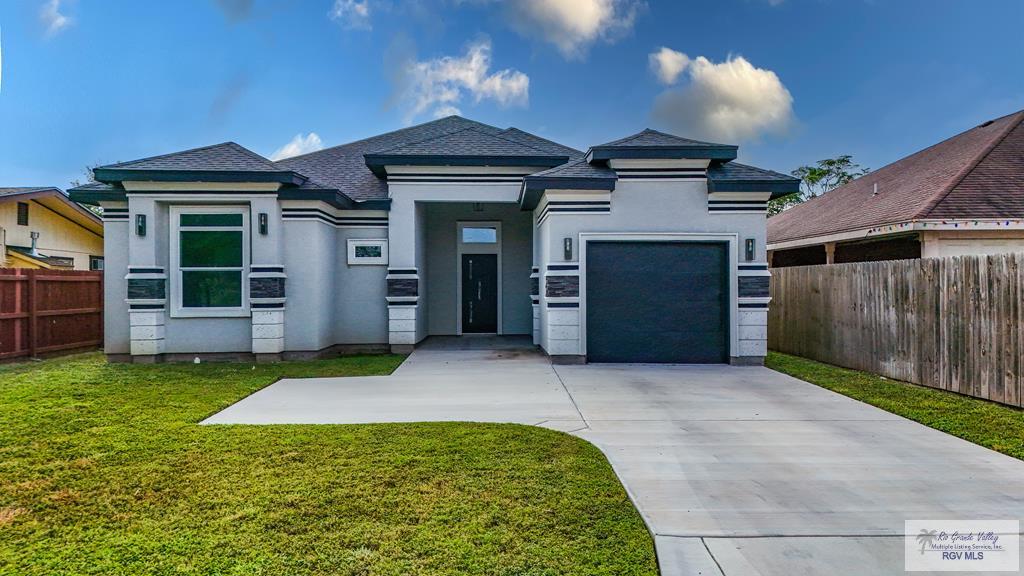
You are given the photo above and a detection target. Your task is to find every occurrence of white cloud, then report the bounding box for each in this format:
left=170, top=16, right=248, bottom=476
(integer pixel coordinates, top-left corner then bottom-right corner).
left=397, top=38, right=529, bottom=123
left=505, top=0, right=643, bottom=59
left=271, top=133, right=324, bottom=161
left=40, top=0, right=72, bottom=37
left=648, top=47, right=689, bottom=85
left=329, top=0, right=372, bottom=30
left=651, top=53, right=794, bottom=142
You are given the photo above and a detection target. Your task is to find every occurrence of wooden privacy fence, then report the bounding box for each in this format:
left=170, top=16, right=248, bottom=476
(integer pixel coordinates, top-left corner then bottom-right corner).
left=0, top=268, right=103, bottom=360
left=769, top=254, right=1024, bottom=408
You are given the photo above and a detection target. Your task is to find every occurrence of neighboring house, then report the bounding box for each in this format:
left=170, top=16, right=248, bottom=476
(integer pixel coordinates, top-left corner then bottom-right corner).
left=69, top=116, right=798, bottom=364
left=0, top=187, right=104, bottom=270
left=768, top=109, right=1024, bottom=267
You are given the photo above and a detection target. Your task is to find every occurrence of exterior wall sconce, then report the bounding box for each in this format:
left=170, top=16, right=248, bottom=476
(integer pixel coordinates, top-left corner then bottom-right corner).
left=258, top=213, right=269, bottom=235
left=135, top=214, right=146, bottom=237
left=745, top=238, right=756, bottom=262
left=564, top=237, right=573, bottom=261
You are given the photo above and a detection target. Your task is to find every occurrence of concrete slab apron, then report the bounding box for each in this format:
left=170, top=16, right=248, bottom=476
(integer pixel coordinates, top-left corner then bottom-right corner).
left=202, top=348, right=584, bottom=428
left=555, top=363, right=1024, bottom=576
left=205, top=351, right=1024, bottom=575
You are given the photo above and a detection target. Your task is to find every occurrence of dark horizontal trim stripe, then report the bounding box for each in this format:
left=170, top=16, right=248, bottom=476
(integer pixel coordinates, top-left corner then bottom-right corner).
left=618, top=174, right=706, bottom=179
left=615, top=167, right=706, bottom=173
left=94, top=168, right=306, bottom=186
left=387, top=301, right=419, bottom=306
left=251, top=302, right=285, bottom=309
left=544, top=207, right=611, bottom=213
left=738, top=303, right=769, bottom=309
left=129, top=267, right=164, bottom=274
left=544, top=200, right=610, bottom=206
left=738, top=264, right=768, bottom=270
left=251, top=266, right=284, bottom=273
left=282, top=208, right=388, bottom=226
left=103, top=215, right=129, bottom=220
left=708, top=200, right=768, bottom=205
left=547, top=264, right=579, bottom=271
left=547, top=302, right=579, bottom=308
left=708, top=207, right=767, bottom=212
left=388, top=172, right=532, bottom=177
left=129, top=304, right=166, bottom=310
left=103, top=207, right=129, bottom=213
left=388, top=178, right=524, bottom=183
left=388, top=269, right=418, bottom=275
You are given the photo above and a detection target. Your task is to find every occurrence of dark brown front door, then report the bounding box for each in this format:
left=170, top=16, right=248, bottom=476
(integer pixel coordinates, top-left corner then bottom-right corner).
left=461, top=254, right=498, bottom=333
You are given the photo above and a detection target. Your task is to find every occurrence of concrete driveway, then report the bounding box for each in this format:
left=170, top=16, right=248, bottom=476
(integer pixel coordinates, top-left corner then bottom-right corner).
left=205, top=342, right=1024, bottom=575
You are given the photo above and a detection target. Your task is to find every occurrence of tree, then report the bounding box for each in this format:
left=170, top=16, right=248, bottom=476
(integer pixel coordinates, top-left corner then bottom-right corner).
left=768, top=155, right=870, bottom=216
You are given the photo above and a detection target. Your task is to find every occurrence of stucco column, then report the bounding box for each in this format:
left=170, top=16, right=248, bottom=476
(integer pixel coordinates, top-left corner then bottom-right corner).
left=386, top=197, right=418, bottom=352
left=125, top=197, right=166, bottom=361
left=248, top=197, right=285, bottom=359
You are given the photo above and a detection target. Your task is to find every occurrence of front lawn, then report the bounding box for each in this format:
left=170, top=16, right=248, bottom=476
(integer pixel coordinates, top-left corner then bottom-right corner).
left=767, top=352, right=1024, bottom=461
left=0, top=354, right=656, bottom=576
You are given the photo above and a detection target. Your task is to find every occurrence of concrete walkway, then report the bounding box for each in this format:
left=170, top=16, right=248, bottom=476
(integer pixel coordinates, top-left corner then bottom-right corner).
left=204, top=344, right=1024, bottom=575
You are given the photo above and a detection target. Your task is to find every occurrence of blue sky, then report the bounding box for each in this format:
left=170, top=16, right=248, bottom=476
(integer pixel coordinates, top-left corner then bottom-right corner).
left=1, top=0, right=1022, bottom=188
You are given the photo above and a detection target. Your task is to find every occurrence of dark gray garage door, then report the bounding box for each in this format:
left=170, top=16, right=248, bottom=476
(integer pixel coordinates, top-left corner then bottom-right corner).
left=586, top=241, right=729, bottom=363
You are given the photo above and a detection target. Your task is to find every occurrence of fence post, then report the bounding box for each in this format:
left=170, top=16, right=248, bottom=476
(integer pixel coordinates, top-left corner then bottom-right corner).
left=27, top=269, right=37, bottom=358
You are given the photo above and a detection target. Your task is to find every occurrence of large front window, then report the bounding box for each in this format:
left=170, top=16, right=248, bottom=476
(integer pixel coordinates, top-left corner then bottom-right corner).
left=171, top=206, right=249, bottom=316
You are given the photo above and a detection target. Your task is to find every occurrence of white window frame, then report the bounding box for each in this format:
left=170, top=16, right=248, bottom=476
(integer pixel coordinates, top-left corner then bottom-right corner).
left=347, top=238, right=388, bottom=265
left=456, top=221, right=503, bottom=335
left=169, top=205, right=250, bottom=318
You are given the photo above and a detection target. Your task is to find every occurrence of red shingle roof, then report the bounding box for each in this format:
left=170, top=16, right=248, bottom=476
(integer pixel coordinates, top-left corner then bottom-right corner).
left=768, top=109, right=1024, bottom=245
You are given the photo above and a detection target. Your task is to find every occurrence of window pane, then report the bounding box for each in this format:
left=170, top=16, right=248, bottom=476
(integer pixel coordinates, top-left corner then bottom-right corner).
left=180, top=213, right=244, bottom=227
left=180, top=231, right=243, bottom=267
left=462, top=227, right=497, bottom=243
left=355, top=244, right=382, bottom=258
left=181, top=271, right=242, bottom=308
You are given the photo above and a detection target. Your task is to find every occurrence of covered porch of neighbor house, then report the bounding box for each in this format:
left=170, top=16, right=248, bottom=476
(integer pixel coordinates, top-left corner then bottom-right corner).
left=385, top=199, right=536, bottom=352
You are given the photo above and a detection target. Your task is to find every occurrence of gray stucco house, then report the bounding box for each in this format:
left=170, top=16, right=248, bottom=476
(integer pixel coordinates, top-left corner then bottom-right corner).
left=70, top=116, right=798, bottom=364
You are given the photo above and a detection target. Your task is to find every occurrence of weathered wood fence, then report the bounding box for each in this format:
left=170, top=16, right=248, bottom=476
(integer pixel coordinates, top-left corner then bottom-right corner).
left=0, top=269, right=103, bottom=360
left=769, top=254, right=1023, bottom=408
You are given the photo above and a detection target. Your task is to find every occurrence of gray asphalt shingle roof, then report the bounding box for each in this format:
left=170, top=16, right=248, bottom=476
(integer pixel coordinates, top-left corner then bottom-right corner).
left=374, top=126, right=566, bottom=157
left=100, top=142, right=282, bottom=172
left=276, top=116, right=583, bottom=202
left=594, top=128, right=730, bottom=149
left=528, top=158, right=616, bottom=180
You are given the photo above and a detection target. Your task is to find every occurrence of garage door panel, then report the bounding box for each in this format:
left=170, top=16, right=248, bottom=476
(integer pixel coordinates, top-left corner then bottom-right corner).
left=586, top=241, right=729, bottom=364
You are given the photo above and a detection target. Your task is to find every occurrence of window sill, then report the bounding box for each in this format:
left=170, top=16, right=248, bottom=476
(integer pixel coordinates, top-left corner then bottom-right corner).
left=169, top=308, right=251, bottom=319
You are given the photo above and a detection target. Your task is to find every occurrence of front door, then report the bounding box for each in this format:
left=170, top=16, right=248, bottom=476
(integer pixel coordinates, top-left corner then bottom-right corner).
left=461, top=254, right=498, bottom=333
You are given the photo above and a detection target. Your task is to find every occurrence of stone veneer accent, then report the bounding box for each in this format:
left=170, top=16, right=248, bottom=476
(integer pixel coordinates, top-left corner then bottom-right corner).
left=387, top=278, right=419, bottom=298
left=738, top=275, right=770, bottom=298
left=545, top=275, right=579, bottom=298
left=127, top=278, right=166, bottom=300
left=250, top=276, right=286, bottom=299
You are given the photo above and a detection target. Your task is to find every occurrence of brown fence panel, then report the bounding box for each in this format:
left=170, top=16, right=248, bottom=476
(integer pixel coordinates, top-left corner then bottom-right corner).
left=0, top=269, right=103, bottom=360
left=769, top=254, right=1024, bottom=408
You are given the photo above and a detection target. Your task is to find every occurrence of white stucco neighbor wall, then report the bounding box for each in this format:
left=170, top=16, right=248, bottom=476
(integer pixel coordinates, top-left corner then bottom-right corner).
left=534, top=165, right=771, bottom=363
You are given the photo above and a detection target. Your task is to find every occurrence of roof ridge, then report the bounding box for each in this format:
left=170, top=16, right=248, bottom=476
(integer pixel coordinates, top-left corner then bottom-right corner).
left=103, top=141, right=247, bottom=169
left=502, top=127, right=584, bottom=155
left=371, top=125, right=483, bottom=154
left=916, top=110, right=1024, bottom=219
left=480, top=128, right=557, bottom=155
left=275, top=116, right=501, bottom=163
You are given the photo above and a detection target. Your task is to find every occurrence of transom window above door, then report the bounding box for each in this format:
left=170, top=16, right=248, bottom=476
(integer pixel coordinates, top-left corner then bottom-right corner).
left=461, top=226, right=498, bottom=244
left=170, top=206, right=249, bottom=317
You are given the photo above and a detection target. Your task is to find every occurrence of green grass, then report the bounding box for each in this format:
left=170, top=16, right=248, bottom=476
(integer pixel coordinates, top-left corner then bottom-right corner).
left=766, top=351, right=1024, bottom=461
left=0, top=353, right=656, bottom=576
